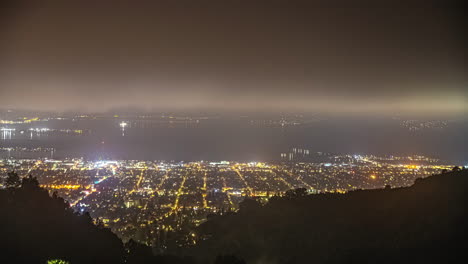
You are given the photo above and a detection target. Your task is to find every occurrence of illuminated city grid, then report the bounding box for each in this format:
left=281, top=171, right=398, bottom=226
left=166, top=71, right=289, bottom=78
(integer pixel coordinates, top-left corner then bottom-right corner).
left=0, top=155, right=456, bottom=245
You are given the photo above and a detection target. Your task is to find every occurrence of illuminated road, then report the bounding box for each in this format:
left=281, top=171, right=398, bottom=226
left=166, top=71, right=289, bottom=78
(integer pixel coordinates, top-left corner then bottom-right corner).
left=285, top=170, right=313, bottom=190
left=272, top=170, right=293, bottom=189
left=71, top=173, right=109, bottom=207
left=202, top=171, right=209, bottom=208
left=222, top=177, right=234, bottom=210
left=160, top=171, right=188, bottom=219
left=233, top=166, right=253, bottom=195
left=171, top=172, right=187, bottom=211
left=154, top=168, right=170, bottom=194
left=129, top=169, right=145, bottom=194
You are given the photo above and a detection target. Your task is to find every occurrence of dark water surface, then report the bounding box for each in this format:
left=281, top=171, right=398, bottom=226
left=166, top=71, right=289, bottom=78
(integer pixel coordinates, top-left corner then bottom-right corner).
left=1, top=117, right=467, bottom=164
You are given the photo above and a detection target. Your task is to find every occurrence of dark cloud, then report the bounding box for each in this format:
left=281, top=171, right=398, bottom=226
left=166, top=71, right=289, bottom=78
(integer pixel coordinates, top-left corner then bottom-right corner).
left=0, top=0, right=466, bottom=113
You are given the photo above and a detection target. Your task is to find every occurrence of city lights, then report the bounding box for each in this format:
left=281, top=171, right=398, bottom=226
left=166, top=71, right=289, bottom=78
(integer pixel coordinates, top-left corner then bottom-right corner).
left=1, top=154, right=456, bottom=246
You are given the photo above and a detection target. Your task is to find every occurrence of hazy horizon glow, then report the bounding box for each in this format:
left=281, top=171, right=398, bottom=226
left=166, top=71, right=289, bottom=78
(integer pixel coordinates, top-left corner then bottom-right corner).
left=1, top=1, right=466, bottom=114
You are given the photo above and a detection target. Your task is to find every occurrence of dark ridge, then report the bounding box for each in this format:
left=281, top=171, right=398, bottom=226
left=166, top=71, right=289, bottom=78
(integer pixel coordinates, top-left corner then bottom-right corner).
left=1, top=170, right=466, bottom=263
left=0, top=175, right=125, bottom=263
left=0, top=174, right=195, bottom=264
left=192, top=170, right=468, bottom=263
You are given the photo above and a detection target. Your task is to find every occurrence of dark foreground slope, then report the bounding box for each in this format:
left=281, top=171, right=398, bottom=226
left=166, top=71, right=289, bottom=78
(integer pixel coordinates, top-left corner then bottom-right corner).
left=0, top=176, right=125, bottom=263
left=1, top=170, right=466, bottom=264
left=0, top=176, right=197, bottom=264
left=193, top=170, right=468, bottom=264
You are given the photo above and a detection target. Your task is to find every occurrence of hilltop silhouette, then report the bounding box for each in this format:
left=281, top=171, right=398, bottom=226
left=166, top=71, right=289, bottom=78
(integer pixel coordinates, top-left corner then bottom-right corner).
left=192, top=169, right=468, bottom=263
left=1, top=169, right=467, bottom=263
left=0, top=173, right=125, bottom=263
left=0, top=173, right=196, bottom=264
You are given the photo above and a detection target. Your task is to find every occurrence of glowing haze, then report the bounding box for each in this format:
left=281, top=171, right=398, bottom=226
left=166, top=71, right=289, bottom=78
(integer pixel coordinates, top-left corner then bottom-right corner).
left=0, top=1, right=466, bottom=114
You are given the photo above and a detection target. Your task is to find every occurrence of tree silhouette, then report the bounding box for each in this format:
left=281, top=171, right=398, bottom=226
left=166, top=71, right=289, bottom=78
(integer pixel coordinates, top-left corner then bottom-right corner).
left=238, top=198, right=261, bottom=213
left=285, top=188, right=308, bottom=199
left=125, top=239, right=154, bottom=264
left=5, top=171, right=20, bottom=188
left=21, top=174, right=40, bottom=190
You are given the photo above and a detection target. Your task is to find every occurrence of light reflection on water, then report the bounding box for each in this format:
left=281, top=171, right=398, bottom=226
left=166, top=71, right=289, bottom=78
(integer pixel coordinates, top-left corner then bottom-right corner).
left=0, top=118, right=466, bottom=163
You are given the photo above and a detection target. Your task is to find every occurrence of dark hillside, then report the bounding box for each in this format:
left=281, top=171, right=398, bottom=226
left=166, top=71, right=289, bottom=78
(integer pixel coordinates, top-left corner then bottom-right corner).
left=0, top=175, right=124, bottom=264
left=1, top=170, right=466, bottom=263
left=193, top=170, right=468, bottom=263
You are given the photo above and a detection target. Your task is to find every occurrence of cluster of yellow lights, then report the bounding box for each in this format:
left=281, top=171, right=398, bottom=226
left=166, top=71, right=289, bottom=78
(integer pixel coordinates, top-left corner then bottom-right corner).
left=405, top=165, right=420, bottom=169
left=0, top=120, right=14, bottom=124
left=1, top=117, right=40, bottom=124
left=41, top=184, right=82, bottom=190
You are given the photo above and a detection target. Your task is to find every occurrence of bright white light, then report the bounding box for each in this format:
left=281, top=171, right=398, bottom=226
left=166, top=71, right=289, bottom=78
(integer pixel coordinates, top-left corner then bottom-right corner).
left=29, top=128, right=50, bottom=132
left=95, top=160, right=119, bottom=168
left=120, top=121, right=128, bottom=128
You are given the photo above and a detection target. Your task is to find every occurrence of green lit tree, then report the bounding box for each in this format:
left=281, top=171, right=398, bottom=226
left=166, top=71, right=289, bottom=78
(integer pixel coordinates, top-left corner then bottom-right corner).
left=47, top=260, right=70, bottom=264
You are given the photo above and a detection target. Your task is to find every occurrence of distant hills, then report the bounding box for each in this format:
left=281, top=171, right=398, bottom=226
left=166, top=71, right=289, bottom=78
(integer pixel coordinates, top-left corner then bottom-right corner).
left=1, top=169, right=467, bottom=263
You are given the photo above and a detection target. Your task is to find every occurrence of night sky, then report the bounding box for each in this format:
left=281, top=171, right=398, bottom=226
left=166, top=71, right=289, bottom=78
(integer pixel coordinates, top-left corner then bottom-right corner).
left=0, top=1, right=466, bottom=114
